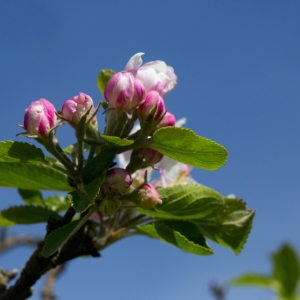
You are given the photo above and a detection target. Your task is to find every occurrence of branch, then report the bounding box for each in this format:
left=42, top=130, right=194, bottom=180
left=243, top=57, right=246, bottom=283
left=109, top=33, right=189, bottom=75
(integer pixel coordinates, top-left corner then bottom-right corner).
left=0, top=214, right=99, bottom=300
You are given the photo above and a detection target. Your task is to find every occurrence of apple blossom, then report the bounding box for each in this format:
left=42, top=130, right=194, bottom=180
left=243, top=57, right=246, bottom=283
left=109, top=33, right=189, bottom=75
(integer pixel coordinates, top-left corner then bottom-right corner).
left=137, top=91, right=165, bottom=123
left=104, top=71, right=145, bottom=112
left=62, top=93, right=95, bottom=124
left=24, top=99, right=56, bottom=139
left=125, top=52, right=177, bottom=97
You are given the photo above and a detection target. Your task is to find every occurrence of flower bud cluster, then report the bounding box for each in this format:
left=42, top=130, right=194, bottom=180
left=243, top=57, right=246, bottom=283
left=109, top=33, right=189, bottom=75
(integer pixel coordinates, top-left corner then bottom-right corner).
left=104, top=53, right=177, bottom=132
left=21, top=53, right=175, bottom=214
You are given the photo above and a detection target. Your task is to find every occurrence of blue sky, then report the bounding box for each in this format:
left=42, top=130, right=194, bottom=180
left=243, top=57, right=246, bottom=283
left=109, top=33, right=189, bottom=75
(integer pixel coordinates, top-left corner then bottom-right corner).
left=0, top=1, right=299, bottom=299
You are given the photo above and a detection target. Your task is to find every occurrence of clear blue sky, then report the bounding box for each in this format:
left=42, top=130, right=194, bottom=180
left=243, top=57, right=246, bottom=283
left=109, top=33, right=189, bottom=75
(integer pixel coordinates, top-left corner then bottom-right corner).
left=0, top=1, right=299, bottom=299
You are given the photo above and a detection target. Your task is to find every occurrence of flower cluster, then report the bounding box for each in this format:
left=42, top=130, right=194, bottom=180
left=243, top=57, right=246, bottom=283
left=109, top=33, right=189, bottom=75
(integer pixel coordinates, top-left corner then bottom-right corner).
left=20, top=53, right=186, bottom=212
left=104, top=53, right=177, bottom=127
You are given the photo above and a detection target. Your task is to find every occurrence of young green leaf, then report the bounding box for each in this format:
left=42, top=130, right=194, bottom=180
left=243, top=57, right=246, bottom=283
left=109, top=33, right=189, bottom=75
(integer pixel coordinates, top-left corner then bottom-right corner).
left=0, top=141, right=48, bottom=164
left=136, top=184, right=225, bottom=220
left=0, top=205, right=60, bottom=226
left=146, top=127, right=228, bottom=170
left=97, top=69, right=115, bottom=95
left=0, top=162, right=72, bottom=191
left=44, top=195, right=70, bottom=212
left=230, top=274, right=279, bottom=291
left=84, top=136, right=133, bottom=147
left=81, top=147, right=118, bottom=184
left=98, top=135, right=134, bottom=147
left=42, top=206, right=96, bottom=258
left=138, top=220, right=213, bottom=256
left=196, top=198, right=255, bottom=254
left=272, top=244, right=300, bottom=298
left=69, top=177, right=101, bottom=213
left=18, top=189, right=44, bottom=206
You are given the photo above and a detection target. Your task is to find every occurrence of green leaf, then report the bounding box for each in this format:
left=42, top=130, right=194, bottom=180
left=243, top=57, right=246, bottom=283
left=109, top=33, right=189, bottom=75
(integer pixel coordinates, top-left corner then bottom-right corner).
left=0, top=162, right=72, bottom=191
left=81, top=147, right=118, bottom=184
left=138, top=220, right=213, bottom=255
left=42, top=206, right=96, bottom=258
left=44, top=195, right=70, bottom=212
left=99, top=135, right=134, bottom=147
left=230, top=274, right=279, bottom=291
left=0, top=213, right=16, bottom=226
left=18, top=189, right=44, bottom=206
left=83, top=138, right=106, bottom=147
left=42, top=220, right=81, bottom=258
left=97, top=69, right=115, bottom=95
left=147, top=127, right=228, bottom=170
left=69, top=177, right=101, bottom=213
left=196, top=198, right=255, bottom=254
left=0, top=206, right=60, bottom=226
left=136, top=184, right=225, bottom=220
left=0, top=141, right=48, bottom=164
left=272, top=244, right=300, bottom=298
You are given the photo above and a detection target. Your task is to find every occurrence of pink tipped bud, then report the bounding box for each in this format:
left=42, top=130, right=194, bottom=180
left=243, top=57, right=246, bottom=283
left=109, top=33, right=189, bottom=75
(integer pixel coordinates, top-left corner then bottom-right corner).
left=131, top=148, right=163, bottom=166
left=136, top=184, right=162, bottom=209
left=104, top=71, right=145, bottom=112
left=62, top=93, right=95, bottom=124
left=104, top=168, right=132, bottom=195
left=24, top=99, right=56, bottom=139
left=156, top=112, right=176, bottom=130
left=137, top=91, right=165, bottom=122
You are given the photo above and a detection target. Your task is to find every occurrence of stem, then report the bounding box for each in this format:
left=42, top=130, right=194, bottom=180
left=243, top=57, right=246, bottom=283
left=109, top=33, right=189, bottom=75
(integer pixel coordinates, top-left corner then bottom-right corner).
left=61, top=207, right=76, bottom=225
left=87, top=146, right=95, bottom=162
left=41, top=137, right=76, bottom=176
left=76, top=134, right=84, bottom=174
left=120, top=111, right=138, bottom=138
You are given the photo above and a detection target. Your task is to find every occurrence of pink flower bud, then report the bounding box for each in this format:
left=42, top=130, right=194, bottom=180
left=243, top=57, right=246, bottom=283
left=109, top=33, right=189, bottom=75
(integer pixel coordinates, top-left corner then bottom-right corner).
left=131, top=148, right=163, bottom=166
left=104, top=71, right=145, bottom=112
left=156, top=112, right=176, bottom=130
left=137, top=184, right=162, bottom=209
left=62, top=93, right=95, bottom=124
left=137, top=91, right=165, bottom=122
left=104, top=168, right=132, bottom=195
left=24, top=99, right=56, bottom=139
left=125, top=53, right=177, bottom=97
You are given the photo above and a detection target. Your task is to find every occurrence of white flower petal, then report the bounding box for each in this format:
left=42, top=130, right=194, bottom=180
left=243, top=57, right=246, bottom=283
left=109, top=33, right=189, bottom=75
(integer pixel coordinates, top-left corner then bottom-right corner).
left=125, top=52, right=144, bottom=71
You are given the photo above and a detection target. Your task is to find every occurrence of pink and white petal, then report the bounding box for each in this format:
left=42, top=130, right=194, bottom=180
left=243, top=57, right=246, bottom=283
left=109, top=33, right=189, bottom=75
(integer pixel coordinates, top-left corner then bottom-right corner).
left=125, top=52, right=144, bottom=71
left=175, top=117, right=187, bottom=127
left=117, top=151, right=132, bottom=169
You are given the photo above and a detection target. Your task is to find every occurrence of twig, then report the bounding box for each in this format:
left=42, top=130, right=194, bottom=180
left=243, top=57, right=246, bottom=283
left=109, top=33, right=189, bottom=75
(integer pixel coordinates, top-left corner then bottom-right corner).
left=210, top=282, right=226, bottom=300
left=0, top=236, right=41, bottom=254
left=41, top=264, right=65, bottom=300
left=0, top=269, right=18, bottom=293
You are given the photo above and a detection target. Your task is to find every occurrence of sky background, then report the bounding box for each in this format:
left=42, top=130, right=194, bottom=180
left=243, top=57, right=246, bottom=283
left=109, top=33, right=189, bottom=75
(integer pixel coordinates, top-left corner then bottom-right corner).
left=0, top=1, right=299, bottom=299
